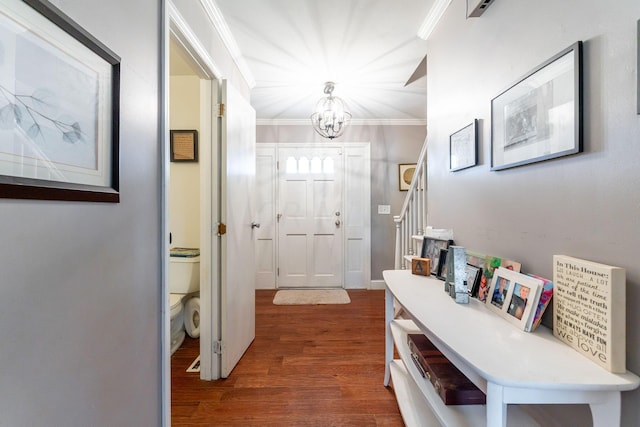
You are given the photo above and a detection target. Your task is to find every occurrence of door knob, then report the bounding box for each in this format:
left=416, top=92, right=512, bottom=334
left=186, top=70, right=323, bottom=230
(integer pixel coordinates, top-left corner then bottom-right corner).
left=251, top=222, right=261, bottom=229
left=335, top=219, right=341, bottom=227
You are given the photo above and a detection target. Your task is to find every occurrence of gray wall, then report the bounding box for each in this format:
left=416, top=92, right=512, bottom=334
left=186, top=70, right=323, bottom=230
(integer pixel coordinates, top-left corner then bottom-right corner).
left=426, top=0, right=640, bottom=425
left=0, top=0, right=162, bottom=425
left=257, top=124, right=425, bottom=281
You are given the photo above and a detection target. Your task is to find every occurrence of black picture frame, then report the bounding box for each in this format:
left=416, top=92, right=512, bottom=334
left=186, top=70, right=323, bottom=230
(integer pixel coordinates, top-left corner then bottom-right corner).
left=491, top=41, right=583, bottom=171
left=436, top=248, right=448, bottom=280
left=0, top=0, right=120, bottom=202
left=449, top=119, right=478, bottom=172
left=170, top=130, right=199, bottom=162
left=465, top=263, right=482, bottom=297
left=421, top=237, right=453, bottom=275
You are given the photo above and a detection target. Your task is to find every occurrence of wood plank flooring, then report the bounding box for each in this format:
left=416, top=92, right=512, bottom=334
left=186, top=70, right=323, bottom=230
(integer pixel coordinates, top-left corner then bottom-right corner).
left=171, top=289, right=403, bottom=426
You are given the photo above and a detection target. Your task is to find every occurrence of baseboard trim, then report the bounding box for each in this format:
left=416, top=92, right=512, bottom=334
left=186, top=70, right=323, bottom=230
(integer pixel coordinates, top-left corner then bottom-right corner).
left=370, top=280, right=386, bottom=290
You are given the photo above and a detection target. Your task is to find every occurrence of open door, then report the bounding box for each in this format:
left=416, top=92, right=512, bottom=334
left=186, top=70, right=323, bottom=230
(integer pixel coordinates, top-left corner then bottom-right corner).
left=218, top=79, right=256, bottom=377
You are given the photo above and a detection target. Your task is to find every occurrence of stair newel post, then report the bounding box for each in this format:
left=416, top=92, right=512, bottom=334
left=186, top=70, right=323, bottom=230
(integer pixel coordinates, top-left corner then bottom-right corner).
left=417, top=167, right=423, bottom=236
left=422, top=156, right=428, bottom=228
left=394, top=216, right=402, bottom=270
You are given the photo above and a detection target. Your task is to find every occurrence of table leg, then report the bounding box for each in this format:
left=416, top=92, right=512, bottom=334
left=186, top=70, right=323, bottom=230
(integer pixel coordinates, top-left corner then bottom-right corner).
left=487, top=382, right=507, bottom=427
left=384, top=287, right=393, bottom=387
left=590, top=391, right=621, bottom=427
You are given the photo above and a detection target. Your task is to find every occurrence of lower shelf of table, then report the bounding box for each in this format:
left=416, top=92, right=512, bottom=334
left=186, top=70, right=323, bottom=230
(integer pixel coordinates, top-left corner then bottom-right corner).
left=389, top=319, right=540, bottom=427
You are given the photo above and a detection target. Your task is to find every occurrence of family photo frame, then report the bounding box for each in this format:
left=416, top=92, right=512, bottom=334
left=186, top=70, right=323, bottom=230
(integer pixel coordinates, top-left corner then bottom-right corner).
left=0, top=0, right=120, bottom=202
left=486, top=267, right=544, bottom=331
left=491, top=41, right=582, bottom=171
left=421, top=237, right=452, bottom=275
left=449, top=119, right=478, bottom=172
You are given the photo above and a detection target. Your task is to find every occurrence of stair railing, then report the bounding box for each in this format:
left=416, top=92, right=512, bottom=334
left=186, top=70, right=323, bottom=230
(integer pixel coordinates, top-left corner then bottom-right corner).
left=394, top=136, right=428, bottom=269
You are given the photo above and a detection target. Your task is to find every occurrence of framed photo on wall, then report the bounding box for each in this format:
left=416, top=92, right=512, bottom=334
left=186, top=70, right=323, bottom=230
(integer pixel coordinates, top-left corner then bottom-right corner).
left=0, top=0, right=120, bottom=202
left=449, top=119, right=478, bottom=171
left=170, top=130, right=199, bottom=162
left=491, top=41, right=583, bottom=171
left=398, top=163, right=416, bottom=191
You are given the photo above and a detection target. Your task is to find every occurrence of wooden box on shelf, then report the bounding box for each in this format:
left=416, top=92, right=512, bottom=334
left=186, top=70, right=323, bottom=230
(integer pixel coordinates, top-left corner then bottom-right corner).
left=408, top=334, right=486, bottom=405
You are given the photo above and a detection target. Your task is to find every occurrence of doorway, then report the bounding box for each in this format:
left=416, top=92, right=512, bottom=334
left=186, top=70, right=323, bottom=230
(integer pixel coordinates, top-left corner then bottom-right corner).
left=255, top=142, right=371, bottom=290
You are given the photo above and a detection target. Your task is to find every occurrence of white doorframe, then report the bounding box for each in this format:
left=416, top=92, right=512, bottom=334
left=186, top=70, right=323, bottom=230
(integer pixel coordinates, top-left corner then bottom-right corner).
left=255, top=142, right=371, bottom=290
left=163, top=3, right=225, bottom=424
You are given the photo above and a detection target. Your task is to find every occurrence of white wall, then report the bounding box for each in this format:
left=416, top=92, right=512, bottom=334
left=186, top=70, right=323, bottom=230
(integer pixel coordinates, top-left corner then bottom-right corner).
left=426, top=0, right=640, bottom=425
left=170, top=76, right=201, bottom=248
left=257, top=124, right=425, bottom=280
left=0, top=0, right=162, bottom=425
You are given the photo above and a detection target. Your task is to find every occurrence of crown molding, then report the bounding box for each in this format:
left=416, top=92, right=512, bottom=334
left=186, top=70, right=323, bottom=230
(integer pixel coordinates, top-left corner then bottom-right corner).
left=417, top=0, right=453, bottom=40
left=256, top=118, right=426, bottom=127
left=200, top=0, right=256, bottom=88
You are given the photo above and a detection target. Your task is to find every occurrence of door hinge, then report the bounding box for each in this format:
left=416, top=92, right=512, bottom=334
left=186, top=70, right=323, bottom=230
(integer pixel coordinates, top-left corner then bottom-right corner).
left=217, top=223, right=227, bottom=236
left=213, top=340, right=223, bottom=354
left=277, top=267, right=279, bottom=276
left=216, top=103, right=225, bottom=117
left=276, top=160, right=279, bottom=170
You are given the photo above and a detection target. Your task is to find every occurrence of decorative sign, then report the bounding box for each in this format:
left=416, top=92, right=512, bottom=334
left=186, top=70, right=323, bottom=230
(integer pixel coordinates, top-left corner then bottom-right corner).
left=553, top=255, right=626, bottom=373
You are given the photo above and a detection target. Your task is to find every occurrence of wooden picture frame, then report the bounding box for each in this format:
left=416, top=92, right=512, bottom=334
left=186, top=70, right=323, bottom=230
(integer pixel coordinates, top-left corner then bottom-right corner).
left=0, top=0, right=120, bottom=202
left=491, top=41, right=583, bottom=171
left=449, top=120, right=478, bottom=172
left=398, top=163, right=416, bottom=191
left=170, top=130, right=199, bottom=162
left=486, top=267, right=543, bottom=331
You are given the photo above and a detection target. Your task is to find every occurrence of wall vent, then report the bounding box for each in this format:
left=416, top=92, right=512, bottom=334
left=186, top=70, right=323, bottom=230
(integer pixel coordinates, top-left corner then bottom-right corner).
left=467, top=0, right=495, bottom=18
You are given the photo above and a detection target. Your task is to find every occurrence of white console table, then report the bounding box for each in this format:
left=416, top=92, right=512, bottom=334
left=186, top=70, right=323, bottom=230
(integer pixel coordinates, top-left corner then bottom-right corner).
left=383, top=269, right=640, bottom=427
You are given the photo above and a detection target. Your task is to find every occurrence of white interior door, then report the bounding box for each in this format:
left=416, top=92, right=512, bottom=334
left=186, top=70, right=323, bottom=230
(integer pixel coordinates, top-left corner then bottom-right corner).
left=219, top=80, right=256, bottom=377
left=278, top=146, right=343, bottom=288
left=255, top=145, right=276, bottom=289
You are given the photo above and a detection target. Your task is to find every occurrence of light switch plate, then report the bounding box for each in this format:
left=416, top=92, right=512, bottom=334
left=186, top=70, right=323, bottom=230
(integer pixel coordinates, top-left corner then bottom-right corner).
left=378, top=205, right=391, bottom=215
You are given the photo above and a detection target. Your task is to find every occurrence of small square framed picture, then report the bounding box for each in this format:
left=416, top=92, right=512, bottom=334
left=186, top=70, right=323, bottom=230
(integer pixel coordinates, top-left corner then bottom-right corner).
left=486, top=267, right=544, bottom=331
left=170, top=130, right=199, bottom=162
left=449, top=119, right=478, bottom=172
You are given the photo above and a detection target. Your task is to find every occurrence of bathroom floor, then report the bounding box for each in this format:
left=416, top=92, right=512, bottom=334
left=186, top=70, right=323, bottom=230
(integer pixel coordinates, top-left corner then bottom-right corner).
left=170, top=289, right=402, bottom=426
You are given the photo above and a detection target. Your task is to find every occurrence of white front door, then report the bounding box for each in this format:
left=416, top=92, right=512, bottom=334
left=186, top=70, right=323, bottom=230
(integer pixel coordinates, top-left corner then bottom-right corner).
left=219, top=80, right=256, bottom=377
left=277, top=146, right=343, bottom=288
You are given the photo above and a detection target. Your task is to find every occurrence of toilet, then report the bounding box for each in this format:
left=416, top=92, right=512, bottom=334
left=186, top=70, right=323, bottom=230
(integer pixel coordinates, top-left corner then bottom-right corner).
left=169, top=247, right=200, bottom=355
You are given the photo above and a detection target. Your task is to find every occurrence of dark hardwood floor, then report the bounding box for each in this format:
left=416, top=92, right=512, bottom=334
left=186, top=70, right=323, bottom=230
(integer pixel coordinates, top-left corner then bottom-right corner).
left=171, top=289, right=403, bottom=426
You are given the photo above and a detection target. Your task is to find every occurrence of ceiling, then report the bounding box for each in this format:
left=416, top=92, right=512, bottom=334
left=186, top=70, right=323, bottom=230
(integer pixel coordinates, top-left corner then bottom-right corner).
left=172, top=0, right=436, bottom=123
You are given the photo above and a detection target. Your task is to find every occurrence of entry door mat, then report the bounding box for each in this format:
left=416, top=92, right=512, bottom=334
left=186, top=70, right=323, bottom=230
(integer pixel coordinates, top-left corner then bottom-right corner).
left=273, top=289, right=351, bottom=305
left=186, top=355, right=200, bottom=373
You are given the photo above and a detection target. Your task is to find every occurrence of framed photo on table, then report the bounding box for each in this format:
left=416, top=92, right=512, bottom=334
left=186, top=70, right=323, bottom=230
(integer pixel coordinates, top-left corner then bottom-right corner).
left=421, top=237, right=452, bottom=275
left=486, top=267, right=543, bottom=331
left=0, top=0, right=120, bottom=202
left=491, top=41, right=582, bottom=171
left=449, top=120, right=478, bottom=172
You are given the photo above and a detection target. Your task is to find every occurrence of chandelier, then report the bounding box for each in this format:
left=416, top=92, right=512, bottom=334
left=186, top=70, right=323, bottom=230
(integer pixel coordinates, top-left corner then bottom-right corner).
left=310, top=81, right=352, bottom=139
